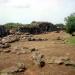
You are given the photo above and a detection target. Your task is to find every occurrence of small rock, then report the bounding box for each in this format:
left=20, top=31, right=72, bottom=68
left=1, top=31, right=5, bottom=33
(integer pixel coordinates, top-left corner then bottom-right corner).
left=30, top=48, right=38, bottom=52
left=56, top=36, right=61, bottom=40
left=16, top=63, right=26, bottom=72
left=3, top=49, right=11, bottom=53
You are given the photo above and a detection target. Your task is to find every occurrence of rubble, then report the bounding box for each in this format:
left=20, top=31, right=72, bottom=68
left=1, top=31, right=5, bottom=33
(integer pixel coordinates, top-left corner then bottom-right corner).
left=46, top=56, right=75, bottom=67
left=11, top=46, right=32, bottom=54
left=28, top=37, right=48, bottom=41
left=0, top=43, right=11, bottom=48
left=64, top=60, right=75, bottom=67
left=2, top=35, right=20, bottom=43
left=46, top=56, right=70, bottom=64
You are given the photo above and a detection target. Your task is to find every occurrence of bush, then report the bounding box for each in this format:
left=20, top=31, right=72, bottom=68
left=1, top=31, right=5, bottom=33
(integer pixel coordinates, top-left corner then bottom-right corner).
left=65, top=13, right=75, bottom=34
left=4, top=23, right=23, bottom=30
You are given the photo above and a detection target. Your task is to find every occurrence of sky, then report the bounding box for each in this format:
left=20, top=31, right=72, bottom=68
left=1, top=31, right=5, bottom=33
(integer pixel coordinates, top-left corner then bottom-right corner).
left=0, top=0, right=75, bottom=24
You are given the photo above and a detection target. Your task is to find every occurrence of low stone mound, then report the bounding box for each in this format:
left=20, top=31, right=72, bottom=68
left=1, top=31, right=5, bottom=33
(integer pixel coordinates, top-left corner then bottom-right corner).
left=46, top=56, right=69, bottom=65
left=28, top=37, right=48, bottom=41
left=46, top=56, right=75, bottom=67
left=1, top=35, right=20, bottom=43
left=20, top=34, right=33, bottom=40
left=11, top=47, right=38, bottom=55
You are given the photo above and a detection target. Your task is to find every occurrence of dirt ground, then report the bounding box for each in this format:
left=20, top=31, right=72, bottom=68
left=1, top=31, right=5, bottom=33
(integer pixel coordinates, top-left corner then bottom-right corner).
left=0, top=31, right=75, bottom=75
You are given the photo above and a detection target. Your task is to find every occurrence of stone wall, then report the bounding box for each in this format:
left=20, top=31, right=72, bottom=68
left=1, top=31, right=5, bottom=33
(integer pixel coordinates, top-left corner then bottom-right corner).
left=19, top=21, right=57, bottom=34
left=0, top=26, right=8, bottom=37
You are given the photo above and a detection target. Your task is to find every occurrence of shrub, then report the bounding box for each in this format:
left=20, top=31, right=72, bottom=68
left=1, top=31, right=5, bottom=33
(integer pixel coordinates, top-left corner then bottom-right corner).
left=65, top=13, right=75, bottom=34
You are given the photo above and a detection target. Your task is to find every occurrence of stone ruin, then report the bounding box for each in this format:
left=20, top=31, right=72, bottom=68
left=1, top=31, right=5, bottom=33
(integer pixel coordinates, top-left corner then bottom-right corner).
left=18, top=21, right=57, bottom=34
left=0, top=26, right=9, bottom=37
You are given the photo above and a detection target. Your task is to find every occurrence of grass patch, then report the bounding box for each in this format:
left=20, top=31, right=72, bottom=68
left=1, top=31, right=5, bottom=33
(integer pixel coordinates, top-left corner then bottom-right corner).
left=66, top=36, right=75, bottom=45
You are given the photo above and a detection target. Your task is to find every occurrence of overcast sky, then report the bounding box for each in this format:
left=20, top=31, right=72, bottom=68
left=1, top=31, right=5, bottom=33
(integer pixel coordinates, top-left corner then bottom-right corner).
left=0, top=0, right=75, bottom=24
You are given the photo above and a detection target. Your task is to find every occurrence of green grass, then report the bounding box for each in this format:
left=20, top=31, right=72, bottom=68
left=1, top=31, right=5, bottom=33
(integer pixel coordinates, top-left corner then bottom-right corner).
left=66, top=36, right=75, bottom=45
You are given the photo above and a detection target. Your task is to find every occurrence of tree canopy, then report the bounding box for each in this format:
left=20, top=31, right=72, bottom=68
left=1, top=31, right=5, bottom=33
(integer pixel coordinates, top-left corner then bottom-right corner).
left=65, top=13, right=75, bottom=34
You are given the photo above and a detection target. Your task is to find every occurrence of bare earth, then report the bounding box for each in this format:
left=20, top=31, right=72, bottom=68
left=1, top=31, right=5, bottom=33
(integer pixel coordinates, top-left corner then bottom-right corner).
left=0, top=31, right=75, bottom=75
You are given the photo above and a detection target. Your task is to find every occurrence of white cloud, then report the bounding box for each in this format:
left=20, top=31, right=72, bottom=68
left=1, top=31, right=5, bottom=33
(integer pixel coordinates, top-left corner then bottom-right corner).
left=0, top=0, right=75, bottom=24
left=0, top=0, right=8, bottom=3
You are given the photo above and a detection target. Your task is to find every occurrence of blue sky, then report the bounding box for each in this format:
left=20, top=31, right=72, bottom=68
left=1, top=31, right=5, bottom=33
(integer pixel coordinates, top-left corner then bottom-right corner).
left=0, top=0, right=75, bottom=24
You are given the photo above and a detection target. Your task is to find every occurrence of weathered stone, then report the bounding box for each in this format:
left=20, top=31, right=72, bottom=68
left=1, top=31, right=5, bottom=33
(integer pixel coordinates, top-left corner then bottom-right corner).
left=9, top=30, right=16, bottom=34
left=32, top=51, right=45, bottom=67
left=16, top=63, right=26, bottom=72
left=12, top=46, right=31, bottom=54
left=2, top=35, right=20, bottom=43
left=15, top=31, right=22, bottom=35
left=72, top=32, right=75, bottom=36
left=46, top=56, right=75, bottom=67
left=18, top=21, right=57, bottom=34
left=20, top=47, right=30, bottom=54
left=27, top=37, right=48, bottom=41
left=30, top=48, right=38, bottom=52
left=47, top=56, right=70, bottom=65
left=64, top=60, right=75, bottom=67
left=0, top=43, right=10, bottom=48
left=25, top=33, right=30, bottom=35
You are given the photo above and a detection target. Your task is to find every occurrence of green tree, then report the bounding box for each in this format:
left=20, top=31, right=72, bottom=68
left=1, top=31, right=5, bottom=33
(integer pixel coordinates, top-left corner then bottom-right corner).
left=55, top=23, right=65, bottom=30
left=4, top=23, right=23, bottom=30
left=65, top=13, right=75, bottom=34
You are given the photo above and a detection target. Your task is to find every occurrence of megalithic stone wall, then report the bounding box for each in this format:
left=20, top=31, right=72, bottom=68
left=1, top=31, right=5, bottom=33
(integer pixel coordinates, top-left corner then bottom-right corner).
left=19, top=21, right=57, bottom=34
left=0, top=26, right=8, bottom=37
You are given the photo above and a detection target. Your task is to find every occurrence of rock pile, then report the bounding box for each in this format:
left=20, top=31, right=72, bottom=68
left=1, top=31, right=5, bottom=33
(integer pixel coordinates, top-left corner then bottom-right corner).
left=28, top=37, right=48, bottom=41
left=11, top=47, right=38, bottom=55
left=46, top=56, right=69, bottom=64
left=46, top=56, right=75, bottom=67
left=20, top=34, right=33, bottom=40
left=1, top=35, right=20, bottom=43
left=0, top=43, right=10, bottom=48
